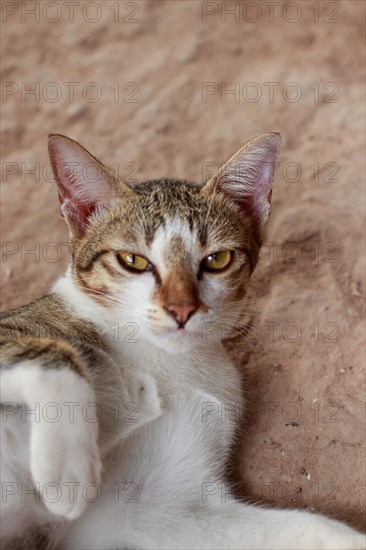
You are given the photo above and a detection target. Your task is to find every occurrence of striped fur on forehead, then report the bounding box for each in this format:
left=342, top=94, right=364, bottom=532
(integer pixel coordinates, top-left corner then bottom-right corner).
left=134, top=179, right=207, bottom=245
left=69, top=177, right=263, bottom=294
left=163, top=235, right=188, bottom=266
left=133, top=179, right=261, bottom=252
left=134, top=179, right=263, bottom=266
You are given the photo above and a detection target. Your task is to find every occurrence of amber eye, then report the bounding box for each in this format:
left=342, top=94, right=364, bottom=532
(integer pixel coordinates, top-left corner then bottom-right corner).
left=116, top=251, right=152, bottom=273
left=200, top=250, right=233, bottom=272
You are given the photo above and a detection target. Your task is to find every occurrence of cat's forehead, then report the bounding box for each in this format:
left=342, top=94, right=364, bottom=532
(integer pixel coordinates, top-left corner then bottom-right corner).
left=82, top=178, right=251, bottom=270
left=116, top=179, right=250, bottom=261
left=146, top=214, right=246, bottom=276
left=130, top=178, right=236, bottom=243
left=149, top=218, right=201, bottom=272
left=135, top=179, right=205, bottom=223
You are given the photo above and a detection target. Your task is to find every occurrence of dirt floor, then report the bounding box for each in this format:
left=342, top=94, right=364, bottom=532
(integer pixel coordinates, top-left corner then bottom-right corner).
left=1, top=0, right=365, bottom=533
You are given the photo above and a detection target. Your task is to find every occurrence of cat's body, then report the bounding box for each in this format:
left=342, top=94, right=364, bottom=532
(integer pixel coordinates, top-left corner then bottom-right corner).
left=1, top=134, right=364, bottom=549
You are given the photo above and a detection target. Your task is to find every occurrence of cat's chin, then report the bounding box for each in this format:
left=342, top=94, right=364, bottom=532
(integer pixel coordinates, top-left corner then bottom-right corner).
left=148, top=328, right=202, bottom=354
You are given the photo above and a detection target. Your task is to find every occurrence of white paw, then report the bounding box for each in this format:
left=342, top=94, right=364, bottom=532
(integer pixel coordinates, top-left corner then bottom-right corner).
left=28, top=370, right=102, bottom=520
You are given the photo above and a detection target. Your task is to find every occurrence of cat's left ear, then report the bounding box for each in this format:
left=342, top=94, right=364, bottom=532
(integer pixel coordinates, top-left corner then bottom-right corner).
left=48, top=134, right=118, bottom=238
left=202, top=132, right=281, bottom=229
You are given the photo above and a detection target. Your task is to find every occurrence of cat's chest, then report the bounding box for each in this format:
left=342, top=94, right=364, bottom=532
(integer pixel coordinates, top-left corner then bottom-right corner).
left=105, top=335, right=242, bottom=405
left=107, top=337, right=194, bottom=389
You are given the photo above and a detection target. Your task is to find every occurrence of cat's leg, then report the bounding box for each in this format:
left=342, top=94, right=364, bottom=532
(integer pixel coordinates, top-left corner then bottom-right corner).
left=123, top=499, right=365, bottom=549
left=169, top=498, right=366, bottom=550
left=62, top=480, right=365, bottom=550
left=0, top=337, right=101, bottom=521
left=61, top=387, right=365, bottom=550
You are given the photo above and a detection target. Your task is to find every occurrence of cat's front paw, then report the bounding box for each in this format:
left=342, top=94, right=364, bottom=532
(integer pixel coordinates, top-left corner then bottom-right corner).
left=29, top=370, right=102, bottom=520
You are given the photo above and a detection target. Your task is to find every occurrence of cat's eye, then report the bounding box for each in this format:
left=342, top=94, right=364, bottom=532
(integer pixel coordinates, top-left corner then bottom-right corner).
left=200, top=250, right=233, bottom=273
left=116, top=251, right=152, bottom=273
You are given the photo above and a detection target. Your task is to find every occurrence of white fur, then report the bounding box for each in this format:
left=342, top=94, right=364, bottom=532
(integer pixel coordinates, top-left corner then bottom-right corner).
left=1, top=364, right=101, bottom=523
left=1, top=221, right=365, bottom=549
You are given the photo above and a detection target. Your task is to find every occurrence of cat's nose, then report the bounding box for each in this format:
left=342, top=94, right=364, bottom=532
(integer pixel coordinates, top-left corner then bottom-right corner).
left=165, top=303, right=198, bottom=327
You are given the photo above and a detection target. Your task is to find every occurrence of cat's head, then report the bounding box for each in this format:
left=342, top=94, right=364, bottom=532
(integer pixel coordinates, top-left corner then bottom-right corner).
left=49, top=133, right=281, bottom=353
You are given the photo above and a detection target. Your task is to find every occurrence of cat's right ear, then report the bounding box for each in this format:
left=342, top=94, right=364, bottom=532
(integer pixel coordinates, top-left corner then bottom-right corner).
left=48, top=134, right=118, bottom=238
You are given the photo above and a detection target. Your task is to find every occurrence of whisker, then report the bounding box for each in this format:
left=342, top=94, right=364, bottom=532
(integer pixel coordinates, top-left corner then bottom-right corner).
left=222, top=322, right=265, bottom=347
left=70, top=282, right=127, bottom=308
left=220, top=312, right=280, bottom=323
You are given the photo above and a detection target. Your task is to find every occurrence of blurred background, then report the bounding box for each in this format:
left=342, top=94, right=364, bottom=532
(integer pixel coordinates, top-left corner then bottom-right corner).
left=1, top=0, right=365, bottom=531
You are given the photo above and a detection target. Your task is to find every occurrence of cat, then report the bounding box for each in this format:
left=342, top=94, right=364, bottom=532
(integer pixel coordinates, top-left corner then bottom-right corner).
left=0, top=132, right=364, bottom=550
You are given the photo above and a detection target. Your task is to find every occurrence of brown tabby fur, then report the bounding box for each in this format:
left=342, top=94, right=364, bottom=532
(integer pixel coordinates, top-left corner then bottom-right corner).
left=1, top=134, right=274, bottom=381
left=0, top=132, right=280, bottom=550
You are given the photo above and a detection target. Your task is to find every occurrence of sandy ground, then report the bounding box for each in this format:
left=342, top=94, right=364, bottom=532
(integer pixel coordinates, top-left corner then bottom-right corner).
left=1, top=0, right=365, bottom=532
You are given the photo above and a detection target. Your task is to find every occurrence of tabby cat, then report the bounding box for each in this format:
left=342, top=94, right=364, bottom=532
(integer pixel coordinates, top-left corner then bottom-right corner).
left=1, top=133, right=364, bottom=549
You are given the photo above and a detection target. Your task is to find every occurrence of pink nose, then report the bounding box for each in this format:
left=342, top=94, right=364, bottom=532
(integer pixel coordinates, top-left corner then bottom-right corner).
left=165, top=303, right=198, bottom=327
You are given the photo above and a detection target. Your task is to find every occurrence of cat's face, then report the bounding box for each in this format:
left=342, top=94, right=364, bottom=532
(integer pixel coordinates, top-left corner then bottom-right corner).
left=49, top=133, right=281, bottom=353
left=70, top=181, right=258, bottom=352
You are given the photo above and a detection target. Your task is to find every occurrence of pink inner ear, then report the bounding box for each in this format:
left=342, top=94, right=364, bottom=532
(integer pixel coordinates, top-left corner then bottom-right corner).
left=221, top=159, right=274, bottom=217
left=253, top=161, right=273, bottom=212
left=214, top=135, right=280, bottom=225
left=56, top=157, right=112, bottom=205
left=60, top=198, right=89, bottom=235
left=61, top=194, right=96, bottom=221
left=49, top=136, right=115, bottom=234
